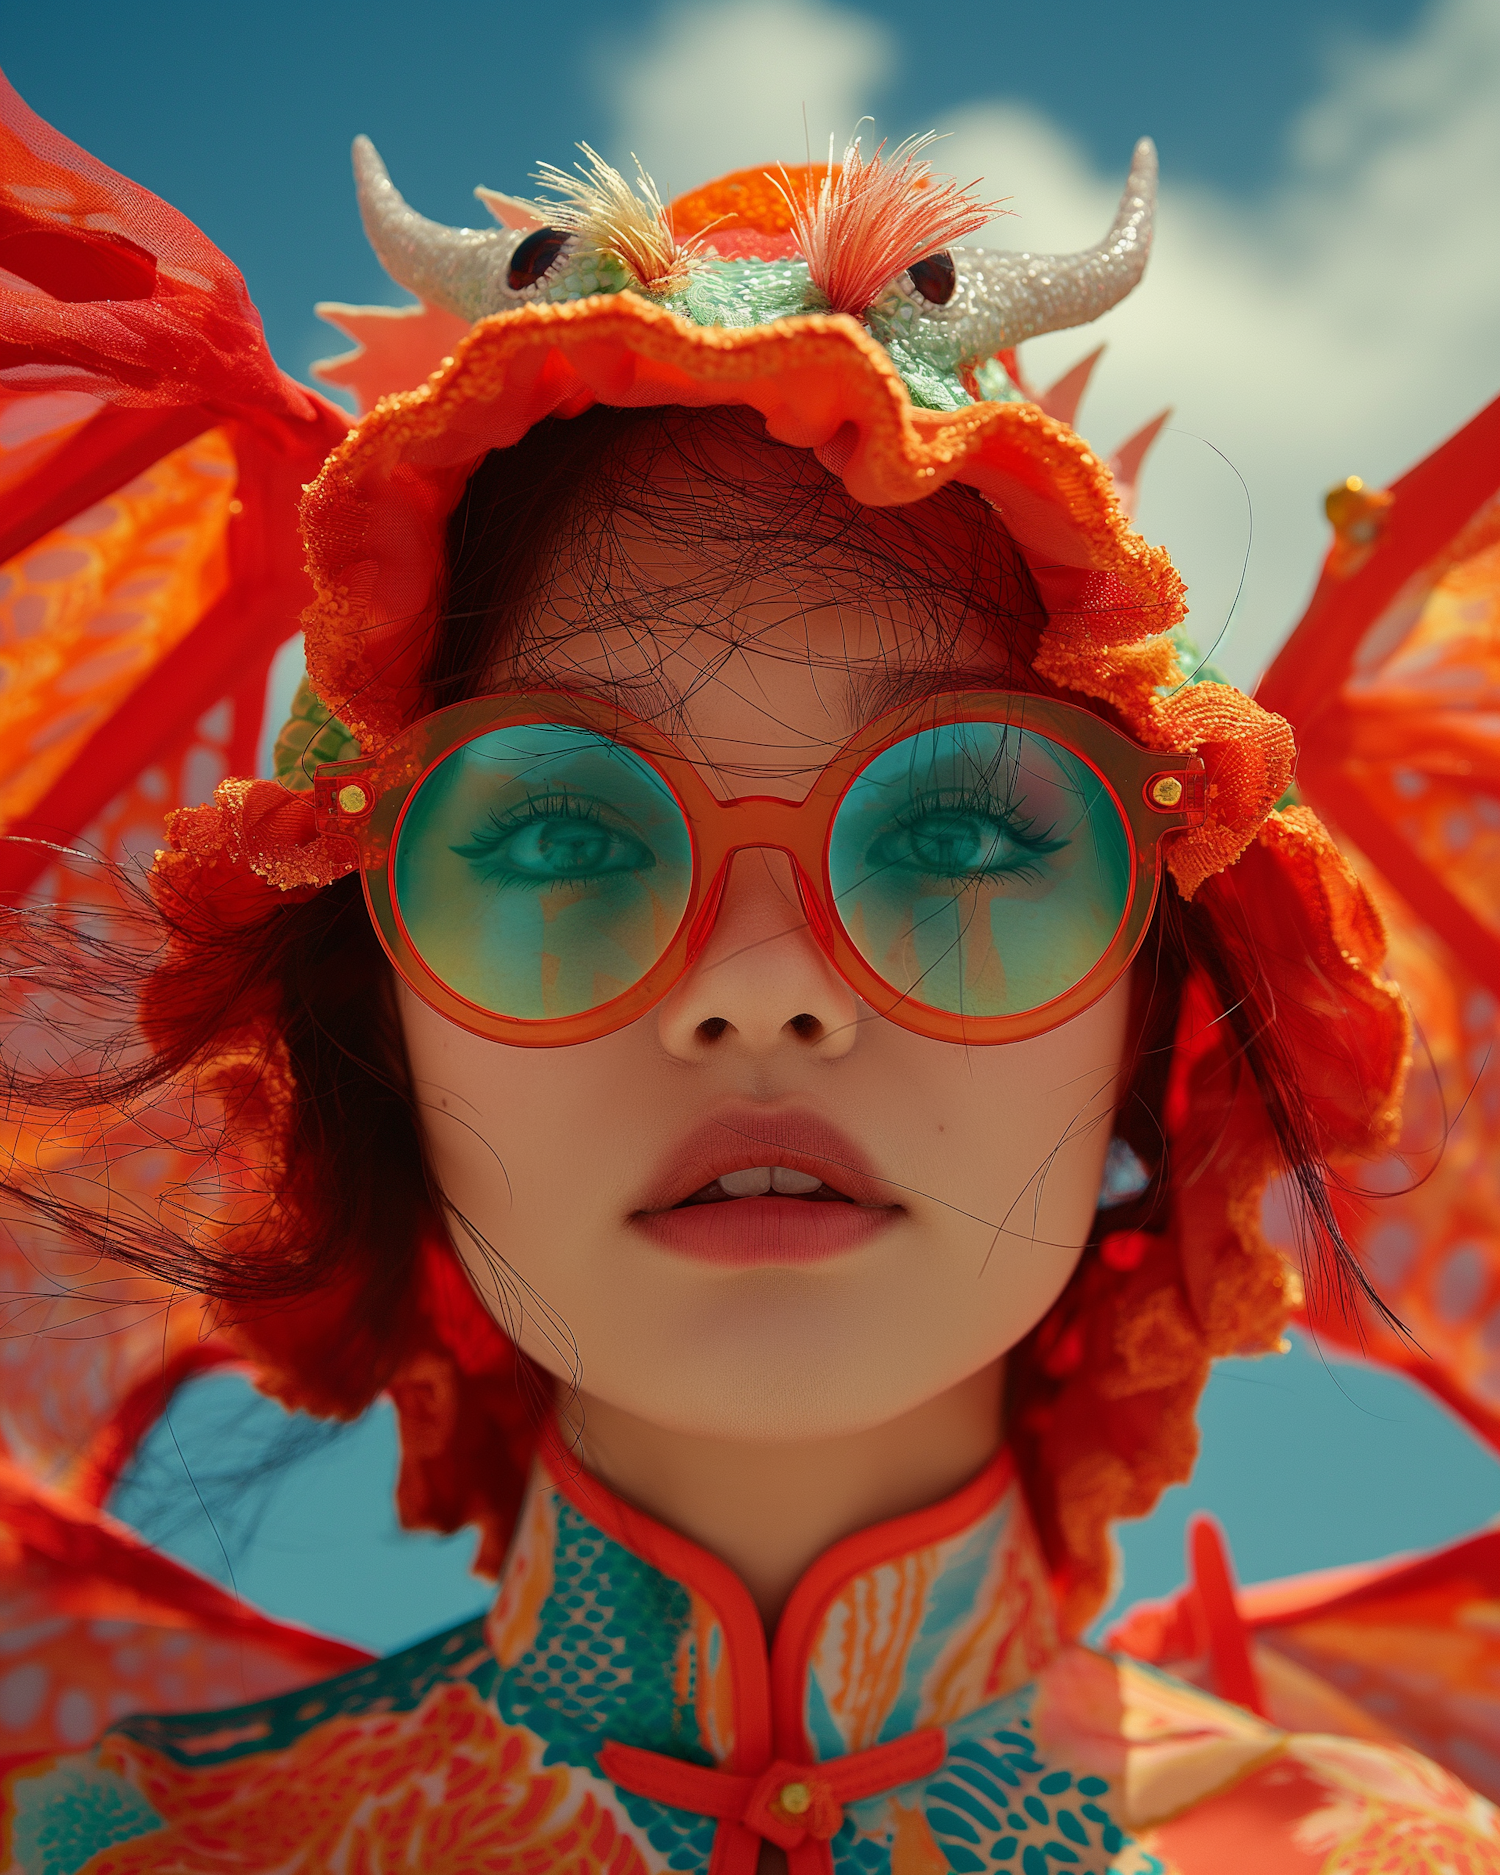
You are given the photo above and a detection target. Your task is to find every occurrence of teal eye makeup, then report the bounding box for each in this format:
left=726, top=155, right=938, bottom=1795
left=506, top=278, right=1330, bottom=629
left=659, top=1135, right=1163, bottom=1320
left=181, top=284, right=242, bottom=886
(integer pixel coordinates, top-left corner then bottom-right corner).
left=452, top=793, right=659, bottom=889
left=392, top=724, right=694, bottom=1020
left=827, top=722, right=1131, bottom=1019
left=861, top=786, right=1068, bottom=886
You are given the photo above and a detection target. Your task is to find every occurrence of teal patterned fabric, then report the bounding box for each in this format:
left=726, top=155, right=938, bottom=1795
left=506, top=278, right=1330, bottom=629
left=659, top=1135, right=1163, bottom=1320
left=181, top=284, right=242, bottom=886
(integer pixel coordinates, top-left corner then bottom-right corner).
left=2, top=1471, right=1162, bottom=1875
left=6, top=1760, right=163, bottom=1875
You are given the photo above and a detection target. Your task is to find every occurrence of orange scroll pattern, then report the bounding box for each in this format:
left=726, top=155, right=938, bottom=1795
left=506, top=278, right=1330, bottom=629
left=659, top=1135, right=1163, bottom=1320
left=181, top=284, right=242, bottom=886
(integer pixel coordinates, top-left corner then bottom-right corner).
left=4, top=1683, right=653, bottom=1875
left=0, top=425, right=235, bottom=832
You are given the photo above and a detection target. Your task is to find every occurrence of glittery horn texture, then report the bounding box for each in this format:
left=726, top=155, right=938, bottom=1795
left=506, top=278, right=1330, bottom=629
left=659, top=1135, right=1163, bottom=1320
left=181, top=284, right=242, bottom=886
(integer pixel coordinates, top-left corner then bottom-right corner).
left=943, top=138, right=1157, bottom=362
left=352, top=135, right=527, bottom=322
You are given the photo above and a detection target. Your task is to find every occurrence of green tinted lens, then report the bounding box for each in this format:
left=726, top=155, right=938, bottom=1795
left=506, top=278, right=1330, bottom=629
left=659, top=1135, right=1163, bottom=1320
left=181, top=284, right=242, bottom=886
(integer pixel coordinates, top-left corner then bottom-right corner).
left=827, top=721, right=1131, bottom=1018
left=393, top=724, right=694, bottom=1020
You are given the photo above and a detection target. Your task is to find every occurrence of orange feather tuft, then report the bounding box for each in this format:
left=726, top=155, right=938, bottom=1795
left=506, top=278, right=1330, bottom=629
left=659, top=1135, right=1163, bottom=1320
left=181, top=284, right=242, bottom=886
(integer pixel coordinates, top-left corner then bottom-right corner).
left=778, top=133, right=1005, bottom=317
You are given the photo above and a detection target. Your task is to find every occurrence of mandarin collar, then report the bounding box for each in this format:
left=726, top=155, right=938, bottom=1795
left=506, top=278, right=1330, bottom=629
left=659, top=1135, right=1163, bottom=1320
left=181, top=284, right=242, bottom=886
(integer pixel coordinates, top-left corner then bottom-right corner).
left=486, top=1421, right=1060, bottom=1777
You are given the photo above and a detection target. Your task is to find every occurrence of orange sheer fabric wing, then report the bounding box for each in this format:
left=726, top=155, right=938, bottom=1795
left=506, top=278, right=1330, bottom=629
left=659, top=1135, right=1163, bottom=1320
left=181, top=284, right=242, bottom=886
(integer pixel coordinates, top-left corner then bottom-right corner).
left=1256, top=391, right=1500, bottom=1449
left=1110, top=1524, right=1500, bottom=1805
left=1, top=71, right=351, bottom=1712
left=0, top=1458, right=371, bottom=1760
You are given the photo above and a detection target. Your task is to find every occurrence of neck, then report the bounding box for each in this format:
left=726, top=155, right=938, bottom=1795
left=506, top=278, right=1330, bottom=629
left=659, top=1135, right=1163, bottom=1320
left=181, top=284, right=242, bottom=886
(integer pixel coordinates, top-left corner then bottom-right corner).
left=560, top=1362, right=1004, bottom=1628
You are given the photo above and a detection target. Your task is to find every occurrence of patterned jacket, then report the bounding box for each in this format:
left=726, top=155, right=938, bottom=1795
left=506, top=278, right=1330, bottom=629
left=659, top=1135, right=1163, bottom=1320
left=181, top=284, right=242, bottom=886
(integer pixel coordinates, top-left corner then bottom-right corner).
left=5, top=1431, right=1498, bottom=1874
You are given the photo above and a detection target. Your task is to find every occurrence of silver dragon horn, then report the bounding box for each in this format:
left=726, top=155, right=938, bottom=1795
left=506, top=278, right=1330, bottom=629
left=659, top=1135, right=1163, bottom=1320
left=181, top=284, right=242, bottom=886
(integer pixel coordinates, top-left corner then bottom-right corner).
left=949, top=138, right=1158, bottom=359
left=351, top=136, right=523, bottom=324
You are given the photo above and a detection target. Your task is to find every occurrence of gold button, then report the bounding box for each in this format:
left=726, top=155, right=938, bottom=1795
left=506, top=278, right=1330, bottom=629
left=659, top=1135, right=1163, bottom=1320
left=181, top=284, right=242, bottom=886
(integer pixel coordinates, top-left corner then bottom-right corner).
left=1148, top=775, right=1184, bottom=809
left=778, top=1782, right=811, bottom=1816
left=337, top=783, right=369, bottom=816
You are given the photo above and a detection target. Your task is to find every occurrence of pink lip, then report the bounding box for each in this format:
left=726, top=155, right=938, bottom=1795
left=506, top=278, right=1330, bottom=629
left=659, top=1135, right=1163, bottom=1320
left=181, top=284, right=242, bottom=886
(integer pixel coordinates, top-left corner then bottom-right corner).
left=630, top=1107, right=903, bottom=1268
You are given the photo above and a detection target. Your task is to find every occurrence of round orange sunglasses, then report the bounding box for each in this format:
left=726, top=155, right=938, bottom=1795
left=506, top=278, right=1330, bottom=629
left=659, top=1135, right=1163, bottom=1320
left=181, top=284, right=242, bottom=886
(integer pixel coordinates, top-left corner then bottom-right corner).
left=313, top=689, right=1205, bottom=1048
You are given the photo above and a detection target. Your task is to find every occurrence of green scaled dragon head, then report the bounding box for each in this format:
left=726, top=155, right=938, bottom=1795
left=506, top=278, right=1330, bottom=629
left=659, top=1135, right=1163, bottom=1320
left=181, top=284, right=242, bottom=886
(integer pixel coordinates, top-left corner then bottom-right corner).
left=348, top=131, right=1156, bottom=415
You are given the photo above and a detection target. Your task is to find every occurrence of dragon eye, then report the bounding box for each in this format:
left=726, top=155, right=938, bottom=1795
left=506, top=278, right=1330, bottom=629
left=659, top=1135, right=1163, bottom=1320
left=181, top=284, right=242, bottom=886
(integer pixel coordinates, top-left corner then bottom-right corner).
left=906, top=250, right=957, bottom=306
left=507, top=227, right=571, bottom=291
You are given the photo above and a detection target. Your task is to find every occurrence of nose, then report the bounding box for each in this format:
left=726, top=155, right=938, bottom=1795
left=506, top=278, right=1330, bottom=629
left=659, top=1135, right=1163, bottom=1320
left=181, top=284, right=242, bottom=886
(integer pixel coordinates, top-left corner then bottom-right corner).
left=656, top=850, right=860, bottom=1060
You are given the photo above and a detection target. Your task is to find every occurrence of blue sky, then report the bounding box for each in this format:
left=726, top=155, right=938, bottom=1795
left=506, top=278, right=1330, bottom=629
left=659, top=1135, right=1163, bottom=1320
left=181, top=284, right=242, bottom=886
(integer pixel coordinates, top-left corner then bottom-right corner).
left=9, top=1, right=1500, bottom=1651
left=8, top=0, right=1498, bottom=682
left=4, top=0, right=1439, bottom=376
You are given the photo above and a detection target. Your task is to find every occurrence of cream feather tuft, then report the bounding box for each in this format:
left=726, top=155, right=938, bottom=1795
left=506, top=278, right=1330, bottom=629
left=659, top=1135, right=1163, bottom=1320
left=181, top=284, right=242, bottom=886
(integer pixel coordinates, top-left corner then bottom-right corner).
left=533, top=145, right=701, bottom=295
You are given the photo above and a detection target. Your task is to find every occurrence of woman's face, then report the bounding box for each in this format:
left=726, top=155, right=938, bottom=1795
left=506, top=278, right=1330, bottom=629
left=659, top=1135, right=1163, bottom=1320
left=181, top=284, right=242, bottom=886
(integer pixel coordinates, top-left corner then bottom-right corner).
left=399, top=439, right=1130, bottom=1443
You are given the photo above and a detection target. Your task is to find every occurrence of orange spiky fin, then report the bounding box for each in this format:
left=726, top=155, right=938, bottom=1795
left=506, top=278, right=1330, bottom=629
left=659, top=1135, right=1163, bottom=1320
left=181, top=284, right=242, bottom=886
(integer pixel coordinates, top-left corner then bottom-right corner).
left=1037, top=347, right=1105, bottom=429
left=1108, top=408, right=1171, bottom=520
left=473, top=186, right=545, bottom=232
left=312, top=301, right=471, bottom=415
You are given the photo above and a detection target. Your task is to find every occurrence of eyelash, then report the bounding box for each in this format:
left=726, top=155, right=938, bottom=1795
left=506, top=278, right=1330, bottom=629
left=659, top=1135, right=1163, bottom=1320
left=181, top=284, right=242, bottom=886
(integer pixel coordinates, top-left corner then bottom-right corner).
left=447, top=780, right=1066, bottom=891
left=451, top=791, right=620, bottom=885
left=890, top=784, right=1067, bottom=878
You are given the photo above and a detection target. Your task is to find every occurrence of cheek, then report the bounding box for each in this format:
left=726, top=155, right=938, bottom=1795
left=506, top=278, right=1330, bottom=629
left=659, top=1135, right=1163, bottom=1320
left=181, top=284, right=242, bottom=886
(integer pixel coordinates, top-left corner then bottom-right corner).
left=398, top=984, right=632, bottom=1214
left=891, top=972, right=1130, bottom=1235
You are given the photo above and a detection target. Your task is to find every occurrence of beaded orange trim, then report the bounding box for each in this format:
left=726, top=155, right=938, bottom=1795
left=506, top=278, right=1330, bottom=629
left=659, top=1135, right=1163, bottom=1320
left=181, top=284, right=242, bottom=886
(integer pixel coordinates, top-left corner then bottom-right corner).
left=297, top=295, right=1185, bottom=737
left=156, top=778, right=357, bottom=896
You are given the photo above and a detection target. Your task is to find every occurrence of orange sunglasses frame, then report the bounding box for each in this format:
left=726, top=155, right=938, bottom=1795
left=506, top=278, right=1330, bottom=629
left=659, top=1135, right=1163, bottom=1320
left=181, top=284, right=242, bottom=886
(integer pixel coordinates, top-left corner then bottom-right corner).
left=314, top=689, right=1206, bottom=1048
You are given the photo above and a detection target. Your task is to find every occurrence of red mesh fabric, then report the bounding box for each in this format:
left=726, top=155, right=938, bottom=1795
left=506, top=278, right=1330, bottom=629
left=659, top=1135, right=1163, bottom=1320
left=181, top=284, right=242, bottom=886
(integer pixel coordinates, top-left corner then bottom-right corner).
left=0, top=1456, right=373, bottom=1757
left=1257, top=396, right=1500, bottom=1456
left=0, top=70, right=350, bottom=921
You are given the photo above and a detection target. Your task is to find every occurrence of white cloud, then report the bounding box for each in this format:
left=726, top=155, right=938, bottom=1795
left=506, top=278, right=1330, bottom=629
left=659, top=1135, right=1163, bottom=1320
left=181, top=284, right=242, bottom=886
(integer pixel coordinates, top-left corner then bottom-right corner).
left=607, top=0, right=894, bottom=196
left=607, top=0, right=1500, bottom=685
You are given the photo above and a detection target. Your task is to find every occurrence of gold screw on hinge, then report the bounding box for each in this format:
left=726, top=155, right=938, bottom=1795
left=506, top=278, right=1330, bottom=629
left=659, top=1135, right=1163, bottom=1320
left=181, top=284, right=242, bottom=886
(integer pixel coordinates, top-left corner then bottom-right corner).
left=1324, top=475, right=1394, bottom=576
left=1148, top=775, right=1184, bottom=809
left=1325, top=475, right=1390, bottom=544
left=337, top=783, right=370, bottom=816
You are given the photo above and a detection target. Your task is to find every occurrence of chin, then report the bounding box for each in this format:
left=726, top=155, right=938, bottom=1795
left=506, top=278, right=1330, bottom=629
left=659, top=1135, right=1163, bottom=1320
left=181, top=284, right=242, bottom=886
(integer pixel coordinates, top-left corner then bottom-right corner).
left=541, top=1300, right=977, bottom=1446
left=587, top=1372, right=941, bottom=1446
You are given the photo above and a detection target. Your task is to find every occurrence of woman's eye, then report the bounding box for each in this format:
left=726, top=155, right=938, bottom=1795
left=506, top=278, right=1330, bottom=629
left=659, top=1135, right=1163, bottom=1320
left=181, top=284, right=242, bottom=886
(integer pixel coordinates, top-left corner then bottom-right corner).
left=866, top=807, right=1064, bottom=883
left=453, top=810, right=655, bottom=885
left=906, top=250, right=957, bottom=306
left=507, top=227, right=571, bottom=291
